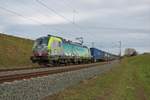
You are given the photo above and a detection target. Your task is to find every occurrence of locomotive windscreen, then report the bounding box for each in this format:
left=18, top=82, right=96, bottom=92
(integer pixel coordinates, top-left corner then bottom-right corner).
left=33, top=37, right=49, bottom=51
left=35, top=37, right=49, bottom=46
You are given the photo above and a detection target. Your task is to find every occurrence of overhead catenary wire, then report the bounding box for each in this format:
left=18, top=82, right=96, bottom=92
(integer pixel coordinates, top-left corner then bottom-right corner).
left=35, top=0, right=83, bottom=31
left=0, top=6, right=77, bottom=42
left=0, top=6, right=119, bottom=54
left=36, top=0, right=149, bottom=33
left=36, top=0, right=73, bottom=23
left=61, top=0, right=79, bottom=24
left=31, top=0, right=150, bottom=38
left=0, top=4, right=81, bottom=40
left=62, top=0, right=79, bottom=12
left=36, top=0, right=85, bottom=38
left=0, top=6, right=62, bottom=33
left=36, top=0, right=150, bottom=34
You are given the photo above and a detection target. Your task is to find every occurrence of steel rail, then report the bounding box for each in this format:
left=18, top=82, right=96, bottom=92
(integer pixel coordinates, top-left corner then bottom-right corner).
left=0, top=62, right=108, bottom=83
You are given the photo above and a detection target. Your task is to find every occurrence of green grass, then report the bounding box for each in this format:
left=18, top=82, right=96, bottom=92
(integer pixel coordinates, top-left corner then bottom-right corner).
left=0, top=33, right=38, bottom=69
left=45, top=54, right=150, bottom=100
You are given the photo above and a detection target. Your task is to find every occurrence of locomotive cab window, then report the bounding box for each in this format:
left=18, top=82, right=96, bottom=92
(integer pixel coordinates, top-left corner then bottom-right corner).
left=34, top=37, right=49, bottom=46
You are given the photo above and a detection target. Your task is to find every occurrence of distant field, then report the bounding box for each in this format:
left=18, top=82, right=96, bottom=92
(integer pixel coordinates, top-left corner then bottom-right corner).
left=45, top=54, right=150, bottom=100
left=0, top=33, right=38, bottom=69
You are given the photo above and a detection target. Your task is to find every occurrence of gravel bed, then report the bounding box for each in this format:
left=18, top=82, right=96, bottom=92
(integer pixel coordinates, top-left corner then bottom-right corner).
left=0, top=61, right=118, bottom=100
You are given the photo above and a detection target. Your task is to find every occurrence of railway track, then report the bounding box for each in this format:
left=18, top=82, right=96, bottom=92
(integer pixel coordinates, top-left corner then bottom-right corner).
left=0, top=62, right=108, bottom=83
left=0, top=66, right=41, bottom=72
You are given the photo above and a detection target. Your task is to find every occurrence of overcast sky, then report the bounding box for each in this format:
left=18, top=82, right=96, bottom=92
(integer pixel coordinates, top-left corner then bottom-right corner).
left=0, top=0, right=150, bottom=54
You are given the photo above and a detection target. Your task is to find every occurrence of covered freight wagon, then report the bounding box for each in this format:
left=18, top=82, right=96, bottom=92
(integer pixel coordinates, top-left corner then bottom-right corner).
left=90, top=48, right=105, bottom=62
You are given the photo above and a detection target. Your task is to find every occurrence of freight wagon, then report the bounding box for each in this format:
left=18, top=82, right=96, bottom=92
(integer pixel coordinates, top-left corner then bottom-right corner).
left=90, top=48, right=119, bottom=62
left=90, top=48, right=105, bottom=62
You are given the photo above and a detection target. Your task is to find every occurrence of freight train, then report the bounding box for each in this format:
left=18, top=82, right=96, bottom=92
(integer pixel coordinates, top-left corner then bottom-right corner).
left=31, top=35, right=119, bottom=66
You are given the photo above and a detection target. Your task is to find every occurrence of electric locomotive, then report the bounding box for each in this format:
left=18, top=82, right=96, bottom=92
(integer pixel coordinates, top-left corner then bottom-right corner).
left=30, top=35, right=91, bottom=65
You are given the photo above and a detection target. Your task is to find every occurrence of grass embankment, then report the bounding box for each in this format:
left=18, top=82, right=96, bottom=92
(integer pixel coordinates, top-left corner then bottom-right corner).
left=0, top=33, right=38, bottom=69
left=45, top=54, right=150, bottom=100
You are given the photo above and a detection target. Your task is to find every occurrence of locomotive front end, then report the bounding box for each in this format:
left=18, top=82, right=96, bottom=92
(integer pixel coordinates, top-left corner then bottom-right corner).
left=30, top=36, right=49, bottom=63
